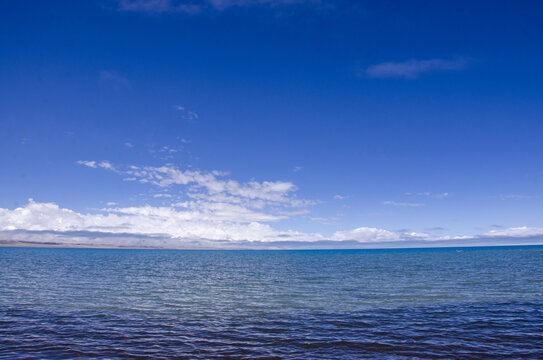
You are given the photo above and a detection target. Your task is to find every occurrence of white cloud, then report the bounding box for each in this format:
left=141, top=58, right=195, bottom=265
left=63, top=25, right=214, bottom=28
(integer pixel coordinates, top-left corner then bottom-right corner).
left=405, top=192, right=448, bottom=199
left=435, top=192, right=449, bottom=199
left=382, top=201, right=423, bottom=207
left=486, top=226, right=543, bottom=238
left=0, top=199, right=317, bottom=243
left=174, top=105, right=199, bottom=121
left=125, top=142, right=134, bottom=148
left=160, top=146, right=178, bottom=153
left=0, top=201, right=423, bottom=245
left=98, top=161, right=116, bottom=171
left=99, top=70, right=131, bottom=88
left=77, top=160, right=116, bottom=172
left=120, top=163, right=300, bottom=204
left=405, top=192, right=431, bottom=196
left=310, top=215, right=340, bottom=225
left=2, top=200, right=543, bottom=248
left=74, top=161, right=316, bottom=234
left=333, top=194, right=345, bottom=200
left=119, top=0, right=202, bottom=13
left=118, top=0, right=316, bottom=13
left=293, top=166, right=302, bottom=172
left=0, top=161, right=436, bottom=247
left=331, top=227, right=428, bottom=242
left=365, top=58, right=469, bottom=79
left=500, top=194, right=532, bottom=200
left=6, top=160, right=543, bottom=249
left=77, top=160, right=97, bottom=168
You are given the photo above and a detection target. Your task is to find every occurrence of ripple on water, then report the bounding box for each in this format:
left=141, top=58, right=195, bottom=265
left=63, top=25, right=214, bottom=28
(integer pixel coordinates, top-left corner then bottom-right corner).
left=1, top=302, right=543, bottom=359
left=1, top=246, right=543, bottom=358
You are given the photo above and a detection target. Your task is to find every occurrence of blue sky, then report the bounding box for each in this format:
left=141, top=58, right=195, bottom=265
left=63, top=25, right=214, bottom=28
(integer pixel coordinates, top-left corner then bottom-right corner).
left=1, top=0, right=543, bottom=248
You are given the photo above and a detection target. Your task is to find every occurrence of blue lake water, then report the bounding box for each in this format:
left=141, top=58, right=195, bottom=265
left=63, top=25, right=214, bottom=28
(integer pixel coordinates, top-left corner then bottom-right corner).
left=1, top=246, right=542, bottom=358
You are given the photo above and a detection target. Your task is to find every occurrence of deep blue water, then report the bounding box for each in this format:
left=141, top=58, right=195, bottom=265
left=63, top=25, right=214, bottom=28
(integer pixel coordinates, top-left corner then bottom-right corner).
left=0, top=246, right=542, bottom=359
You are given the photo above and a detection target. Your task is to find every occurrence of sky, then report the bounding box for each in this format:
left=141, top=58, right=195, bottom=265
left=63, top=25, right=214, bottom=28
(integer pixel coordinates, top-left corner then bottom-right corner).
left=1, top=0, right=543, bottom=249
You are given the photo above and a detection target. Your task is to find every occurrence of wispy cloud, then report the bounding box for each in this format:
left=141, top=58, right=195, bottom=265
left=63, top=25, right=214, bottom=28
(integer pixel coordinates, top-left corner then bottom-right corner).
left=365, top=58, right=469, bottom=79
left=159, top=146, right=179, bottom=153
left=78, top=161, right=316, bottom=227
left=382, top=201, right=424, bottom=207
left=119, top=163, right=301, bottom=203
left=333, top=194, right=346, bottom=200
left=424, top=226, right=446, bottom=232
left=331, top=227, right=428, bottom=242
left=174, top=105, right=199, bottom=121
left=486, top=226, right=543, bottom=238
left=118, top=0, right=317, bottom=14
left=99, top=70, right=131, bottom=88
left=76, top=160, right=97, bottom=168
left=405, top=191, right=449, bottom=199
left=500, top=194, right=533, bottom=200
left=118, top=0, right=202, bottom=13
left=77, top=160, right=117, bottom=172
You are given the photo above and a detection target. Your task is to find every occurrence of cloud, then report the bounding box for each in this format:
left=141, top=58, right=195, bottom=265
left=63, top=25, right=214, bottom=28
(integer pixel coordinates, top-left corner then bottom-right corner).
left=77, top=160, right=97, bottom=168
left=435, top=192, right=449, bottom=199
left=1, top=200, right=542, bottom=249
left=124, top=142, right=134, bottom=148
left=174, top=105, right=199, bottom=121
left=333, top=194, right=345, bottom=200
left=382, top=201, right=423, bottom=207
left=0, top=200, right=426, bottom=245
left=500, top=194, right=533, bottom=200
left=0, top=199, right=318, bottom=244
left=293, top=166, right=302, bottom=172
left=99, top=70, right=131, bottom=88
left=424, top=226, right=446, bottom=232
left=118, top=0, right=318, bottom=13
left=485, top=226, right=543, bottom=238
left=97, top=161, right=116, bottom=171
left=4, top=160, right=543, bottom=249
left=118, top=0, right=202, bottom=13
left=160, top=146, right=179, bottom=154
left=0, top=160, right=437, bottom=247
left=365, top=58, right=469, bottom=79
left=3, top=228, right=543, bottom=250
left=116, top=163, right=300, bottom=204
left=77, top=160, right=117, bottom=172
left=405, top=192, right=448, bottom=199
left=77, top=160, right=315, bottom=225
left=331, top=227, right=428, bottom=242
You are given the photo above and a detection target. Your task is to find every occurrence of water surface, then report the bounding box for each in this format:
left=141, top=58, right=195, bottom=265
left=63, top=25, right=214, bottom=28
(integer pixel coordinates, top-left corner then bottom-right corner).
left=1, top=246, right=542, bottom=358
